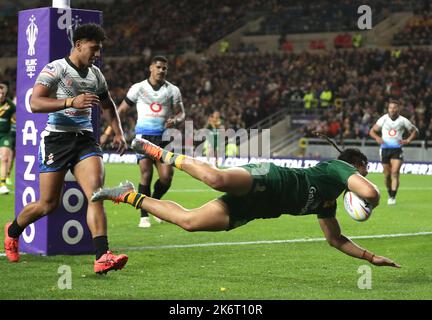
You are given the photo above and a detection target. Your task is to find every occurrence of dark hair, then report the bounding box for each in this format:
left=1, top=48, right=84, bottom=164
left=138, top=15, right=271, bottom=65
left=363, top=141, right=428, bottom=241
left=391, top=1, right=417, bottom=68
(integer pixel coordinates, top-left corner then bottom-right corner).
left=73, top=23, right=106, bottom=44
left=151, top=55, right=168, bottom=65
left=388, top=98, right=400, bottom=106
left=338, top=148, right=368, bottom=167
left=312, top=132, right=368, bottom=167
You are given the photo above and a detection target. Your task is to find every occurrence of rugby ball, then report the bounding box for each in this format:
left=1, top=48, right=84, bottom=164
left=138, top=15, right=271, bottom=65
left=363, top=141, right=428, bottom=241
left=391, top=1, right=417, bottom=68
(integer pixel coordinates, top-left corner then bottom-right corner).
left=343, top=191, right=372, bottom=222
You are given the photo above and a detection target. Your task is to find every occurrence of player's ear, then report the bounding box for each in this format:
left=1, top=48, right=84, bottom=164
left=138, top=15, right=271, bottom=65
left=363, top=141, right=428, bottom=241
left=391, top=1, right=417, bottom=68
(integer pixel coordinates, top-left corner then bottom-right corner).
left=75, top=39, right=83, bottom=51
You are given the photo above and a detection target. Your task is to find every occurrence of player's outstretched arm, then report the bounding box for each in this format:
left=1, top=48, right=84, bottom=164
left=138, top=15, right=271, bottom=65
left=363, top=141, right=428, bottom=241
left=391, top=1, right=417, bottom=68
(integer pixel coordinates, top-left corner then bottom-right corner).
left=318, top=217, right=401, bottom=268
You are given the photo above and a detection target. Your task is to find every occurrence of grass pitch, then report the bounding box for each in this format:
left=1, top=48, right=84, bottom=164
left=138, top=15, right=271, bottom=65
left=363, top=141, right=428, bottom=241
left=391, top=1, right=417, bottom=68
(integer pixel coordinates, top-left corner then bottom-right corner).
left=0, top=163, right=431, bottom=300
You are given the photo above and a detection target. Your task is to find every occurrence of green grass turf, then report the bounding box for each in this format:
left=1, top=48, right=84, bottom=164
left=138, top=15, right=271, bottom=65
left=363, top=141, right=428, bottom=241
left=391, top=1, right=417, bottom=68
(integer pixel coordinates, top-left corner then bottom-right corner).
left=0, top=163, right=431, bottom=299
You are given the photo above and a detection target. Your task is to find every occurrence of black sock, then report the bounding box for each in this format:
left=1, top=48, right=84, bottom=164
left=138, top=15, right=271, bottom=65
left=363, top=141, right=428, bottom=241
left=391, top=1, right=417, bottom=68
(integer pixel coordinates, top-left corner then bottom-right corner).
left=152, top=179, right=171, bottom=199
left=8, top=219, right=25, bottom=239
left=138, top=183, right=151, bottom=217
left=93, top=236, right=109, bottom=260
left=390, top=190, right=397, bottom=198
left=387, top=189, right=392, bottom=197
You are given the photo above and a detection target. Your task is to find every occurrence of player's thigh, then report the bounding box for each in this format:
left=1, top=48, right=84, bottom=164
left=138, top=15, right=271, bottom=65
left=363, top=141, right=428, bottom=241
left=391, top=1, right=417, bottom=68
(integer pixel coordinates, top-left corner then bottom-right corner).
left=220, top=167, right=253, bottom=196
left=0, top=146, right=12, bottom=160
left=188, top=199, right=230, bottom=231
left=38, top=170, right=67, bottom=205
left=382, top=163, right=391, bottom=177
left=390, top=159, right=402, bottom=175
left=73, top=156, right=104, bottom=199
left=138, top=158, right=154, bottom=184
left=154, top=161, right=173, bottom=184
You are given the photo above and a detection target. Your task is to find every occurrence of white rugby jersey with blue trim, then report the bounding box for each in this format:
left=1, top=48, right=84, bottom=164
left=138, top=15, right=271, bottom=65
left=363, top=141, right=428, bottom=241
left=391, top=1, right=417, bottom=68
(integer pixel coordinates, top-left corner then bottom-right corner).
left=35, top=57, right=108, bottom=132
left=375, top=114, right=415, bottom=149
left=125, top=79, right=182, bottom=136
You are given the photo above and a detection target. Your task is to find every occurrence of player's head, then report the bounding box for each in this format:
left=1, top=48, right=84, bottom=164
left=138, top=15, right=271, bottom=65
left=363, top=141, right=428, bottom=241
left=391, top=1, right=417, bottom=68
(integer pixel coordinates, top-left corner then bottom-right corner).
left=149, top=56, right=168, bottom=83
left=338, top=148, right=368, bottom=176
left=387, top=99, right=400, bottom=119
left=0, top=83, right=8, bottom=103
left=72, top=23, right=106, bottom=66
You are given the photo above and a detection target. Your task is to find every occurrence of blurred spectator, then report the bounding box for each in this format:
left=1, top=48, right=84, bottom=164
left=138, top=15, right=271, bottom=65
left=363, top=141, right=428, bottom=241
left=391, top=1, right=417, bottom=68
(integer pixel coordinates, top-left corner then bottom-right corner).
left=392, top=13, right=432, bottom=46
left=334, top=32, right=352, bottom=49
left=309, top=39, right=326, bottom=50
left=2, top=47, right=431, bottom=146
left=352, top=33, right=363, bottom=48
left=219, top=39, right=230, bottom=54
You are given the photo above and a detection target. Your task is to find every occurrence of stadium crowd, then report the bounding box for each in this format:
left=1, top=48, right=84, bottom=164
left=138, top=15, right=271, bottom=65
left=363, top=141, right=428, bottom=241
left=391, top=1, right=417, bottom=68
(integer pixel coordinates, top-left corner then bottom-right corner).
left=105, top=48, right=432, bottom=143
left=392, top=12, right=432, bottom=46
left=2, top=47, right=432, bottom=145
left=1, top=0, right=432, bottom=148
left=1, top=0, right=423, bottom=58
left=0, top=0, right=270, bottom=57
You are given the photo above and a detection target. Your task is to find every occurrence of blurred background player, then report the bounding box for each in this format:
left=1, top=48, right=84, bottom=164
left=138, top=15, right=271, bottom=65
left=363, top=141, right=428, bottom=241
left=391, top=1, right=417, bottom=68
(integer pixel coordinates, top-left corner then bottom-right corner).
left=6, top=111, right=16, bottom=186
left=3, top=23, right=128, bottom=274
left=369, top=100, right=419, bottom=205
left=203, top=110, right=225, bottom=165
left=0, top=83, right=15, bottom=195
left=115, top=55, right=185, bottom=228
left=93, top=138, right=400, bottom=268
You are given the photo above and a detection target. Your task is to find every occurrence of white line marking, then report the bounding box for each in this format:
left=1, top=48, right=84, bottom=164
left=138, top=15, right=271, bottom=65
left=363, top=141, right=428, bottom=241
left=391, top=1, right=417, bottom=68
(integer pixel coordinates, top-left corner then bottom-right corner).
left=167, top=187, right=432, bottom=193
left=3, top=187, right=431, bottom=196
left=168, top=189, right=218, bottom=192
left=117, top=231, right=432, bottom=251
left=1, top=231, right=431, bottom=257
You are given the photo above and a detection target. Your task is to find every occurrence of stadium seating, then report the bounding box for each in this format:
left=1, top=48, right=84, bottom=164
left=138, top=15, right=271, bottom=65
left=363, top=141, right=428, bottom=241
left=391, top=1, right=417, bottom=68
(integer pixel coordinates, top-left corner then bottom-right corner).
left=1, top=0, right=431, bottom=149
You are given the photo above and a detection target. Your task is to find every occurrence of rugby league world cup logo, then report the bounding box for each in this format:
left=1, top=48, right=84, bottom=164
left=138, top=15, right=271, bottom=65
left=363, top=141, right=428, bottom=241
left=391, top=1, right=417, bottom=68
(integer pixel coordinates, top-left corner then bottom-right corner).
left=26, top=15, right=38, bottom=56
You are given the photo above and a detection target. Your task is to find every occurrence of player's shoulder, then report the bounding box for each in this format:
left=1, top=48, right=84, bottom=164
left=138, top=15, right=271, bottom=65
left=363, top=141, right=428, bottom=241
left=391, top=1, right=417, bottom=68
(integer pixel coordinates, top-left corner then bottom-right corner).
left=397, top=114, right=412, bottom=123
left=89, top=63, right=101, bottom=72
left=164, top=80, right=180, bottom=91
left=44, top=58, right=66, bottom=71
left=6, top=98, right=16, bottom=108
left=377, top=113, right=389, bottom=122
left=322, top=159, right=356, bottom=170
left=129, top=79, right=148, bottom=91
left=89, top=63, right=105, bottom=77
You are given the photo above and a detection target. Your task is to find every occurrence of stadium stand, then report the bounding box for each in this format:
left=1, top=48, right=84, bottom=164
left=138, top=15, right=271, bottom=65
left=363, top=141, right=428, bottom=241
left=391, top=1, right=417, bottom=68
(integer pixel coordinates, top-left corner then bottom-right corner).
left=392, top=13, right=432, bottom=46
left=1, top=0, right=431, bottom=153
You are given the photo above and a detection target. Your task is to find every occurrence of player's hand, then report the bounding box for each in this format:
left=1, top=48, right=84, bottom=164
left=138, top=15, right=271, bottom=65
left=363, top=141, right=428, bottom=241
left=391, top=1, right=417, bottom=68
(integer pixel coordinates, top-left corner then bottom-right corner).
left=371, top=255, right=401, bottom=268
left=72, top=93, right=100, bottom=109
left=100, top=133, right=109, bottom=147
left=111, top=134, right=127, bottom=156
left=400, top=139, right=411, bottom=145
left=165, top=118, right=176, bottom=128
left=375, top=137, right=384, bottom=145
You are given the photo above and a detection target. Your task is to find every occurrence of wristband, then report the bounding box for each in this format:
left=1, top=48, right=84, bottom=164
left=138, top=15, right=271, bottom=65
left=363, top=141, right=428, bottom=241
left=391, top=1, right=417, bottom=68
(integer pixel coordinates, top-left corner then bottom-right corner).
left=362, top=250, right=375, bottom=262
left=64, top=97, right=76, bottom=109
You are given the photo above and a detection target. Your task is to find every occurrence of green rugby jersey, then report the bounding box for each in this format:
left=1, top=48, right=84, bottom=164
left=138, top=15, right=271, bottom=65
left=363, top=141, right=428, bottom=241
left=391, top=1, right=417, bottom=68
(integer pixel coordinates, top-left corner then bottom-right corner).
left=0, top=98, right=16, bottom=133
left=243, top=160, right=358, bottom=219
left=220, top=160, right=359, bottom=229
left=10, top=113, right=16, bottom=134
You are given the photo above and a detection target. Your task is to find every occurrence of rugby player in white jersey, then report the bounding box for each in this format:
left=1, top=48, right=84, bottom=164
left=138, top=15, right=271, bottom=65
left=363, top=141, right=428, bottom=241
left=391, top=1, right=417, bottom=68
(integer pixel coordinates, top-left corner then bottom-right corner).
left=370, top=100, right=418, bottom=205
left=117, top=56, right=185, bottom=228
left=3, top=24, right=128, bottom=274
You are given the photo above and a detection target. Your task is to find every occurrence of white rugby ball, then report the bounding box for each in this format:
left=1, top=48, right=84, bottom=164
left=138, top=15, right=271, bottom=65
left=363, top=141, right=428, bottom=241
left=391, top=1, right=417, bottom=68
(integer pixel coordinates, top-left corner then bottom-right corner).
left=343, top=191, right=372, bottom=222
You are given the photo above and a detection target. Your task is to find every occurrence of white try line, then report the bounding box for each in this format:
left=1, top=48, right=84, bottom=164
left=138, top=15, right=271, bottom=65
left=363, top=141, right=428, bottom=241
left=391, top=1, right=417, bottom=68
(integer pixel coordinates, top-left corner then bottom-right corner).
left=3, top=187, right=431, bottom=196
left=1, top=231, right=431, bottom=257
left=116, top=231, right=432, bottom=251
